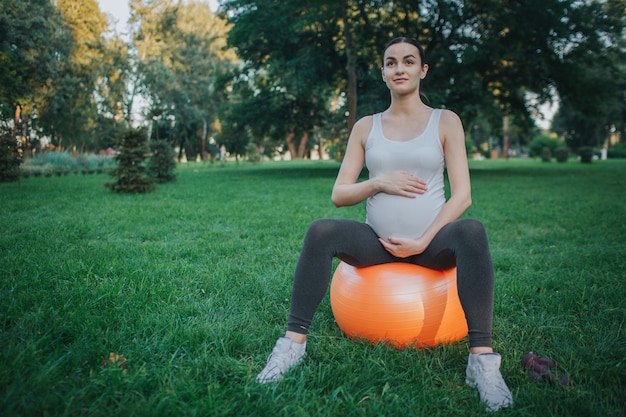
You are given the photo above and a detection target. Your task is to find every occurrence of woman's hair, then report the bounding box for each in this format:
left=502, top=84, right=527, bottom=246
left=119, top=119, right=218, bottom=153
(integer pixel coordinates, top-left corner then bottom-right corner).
left=382, top=37, right=426, bottom=67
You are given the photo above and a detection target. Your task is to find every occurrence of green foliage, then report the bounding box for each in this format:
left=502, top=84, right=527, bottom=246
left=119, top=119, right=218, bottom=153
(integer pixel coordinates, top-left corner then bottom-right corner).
left=148, top=140, right=177, bottom=183
left=529, top=135, right=564, bottom=158
left=0, top=0, right=135, bottom=154
left=326, top=140, right=346, bottom=161
left=2, top=0, right=624, bottom=158
left=464, top=137, right=475, bottom=155
left=38, top=0, right=108, bottom=150
left=27, top=151, right=77, bottom=173
left=0, top=131, right=22, bottom=182
left=222, top=0, right=343, bottom=157
left=222, top=0, right=625, bottom=153
left=215, top=115, right=250, bottom=159
left=555, top=147, right=569, bottom=163
left=1, top=160, right=625, bottom=416
left=579, top=147, right=593, bottom=164
left=107, top=128, right=155, bottom=193
left=551, top=0, right=626, bottom=149
left=245, top=142, right=261, bottom=163
left=134, top=1, right=233, bottom=161
left=607, top=143, right=626, bottom=159
left=0, top=0, right=72, bottom=107
left=76, top=153, right=117, bottom=173
left=21, top=151, right=117, bottom=177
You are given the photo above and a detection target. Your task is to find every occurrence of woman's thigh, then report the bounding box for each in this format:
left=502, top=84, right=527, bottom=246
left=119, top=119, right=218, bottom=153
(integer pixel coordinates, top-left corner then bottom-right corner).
left=306, top=218, right=397, bottom=267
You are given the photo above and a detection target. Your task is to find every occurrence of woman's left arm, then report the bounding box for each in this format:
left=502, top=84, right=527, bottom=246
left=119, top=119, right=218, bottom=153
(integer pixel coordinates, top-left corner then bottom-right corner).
left=379, top=110, right=472, bottom=257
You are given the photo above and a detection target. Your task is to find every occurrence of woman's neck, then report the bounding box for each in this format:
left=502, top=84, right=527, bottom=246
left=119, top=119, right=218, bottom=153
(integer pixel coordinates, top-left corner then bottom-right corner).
left=387, top=94, right=429, bottom=116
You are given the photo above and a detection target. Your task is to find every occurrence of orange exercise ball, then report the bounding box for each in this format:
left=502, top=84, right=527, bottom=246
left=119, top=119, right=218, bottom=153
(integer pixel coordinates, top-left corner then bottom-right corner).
left=330, top=262, right=468, bottom=348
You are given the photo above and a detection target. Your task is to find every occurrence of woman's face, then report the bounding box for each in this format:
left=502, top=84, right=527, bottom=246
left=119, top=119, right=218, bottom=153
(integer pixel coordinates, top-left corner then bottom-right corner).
left=381, top=42, right=429, bottom=95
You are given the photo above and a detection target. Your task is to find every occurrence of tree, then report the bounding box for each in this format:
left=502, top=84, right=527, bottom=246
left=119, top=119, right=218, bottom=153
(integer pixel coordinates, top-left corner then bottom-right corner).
left=222, top=0, right=344, bottom=158
left=92, top=36, right=135, bottom=150
left=148, top=139, right=176, bottom=183
left=0, top=0, right=132, bottom=155
left=0, top=0, right=73, bottom=146
left=551, top=0, right=625, bottom=150
left=38, top=0, right=109, bottom=151
left=107, top=127, right=155, bottom=193
left=222, top=0, right=624, bottom=158
left=0, top=126, right=22, bottom=183
left=132, top=0, right=234, bottom=161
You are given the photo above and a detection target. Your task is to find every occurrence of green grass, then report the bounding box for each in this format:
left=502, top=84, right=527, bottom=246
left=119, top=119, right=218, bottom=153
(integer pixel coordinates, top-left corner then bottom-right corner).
left=1, top=159, right=625, bottom=416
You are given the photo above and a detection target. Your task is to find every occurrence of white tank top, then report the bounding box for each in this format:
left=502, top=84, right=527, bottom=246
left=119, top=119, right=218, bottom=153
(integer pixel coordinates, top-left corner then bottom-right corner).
left=365, top=109, right=446, bottom=240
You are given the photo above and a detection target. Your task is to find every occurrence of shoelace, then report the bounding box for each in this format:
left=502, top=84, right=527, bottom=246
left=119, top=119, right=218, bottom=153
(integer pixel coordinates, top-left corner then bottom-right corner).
left=266, top=349, right=296, bottom=370
left=477, top=367, right=510, bottom=397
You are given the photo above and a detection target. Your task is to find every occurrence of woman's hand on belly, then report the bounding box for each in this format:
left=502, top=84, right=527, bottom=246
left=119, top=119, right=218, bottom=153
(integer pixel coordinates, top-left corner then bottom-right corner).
left=378, top=235, right=429, bottom=258
left=375, top=170, right=427, bottom=198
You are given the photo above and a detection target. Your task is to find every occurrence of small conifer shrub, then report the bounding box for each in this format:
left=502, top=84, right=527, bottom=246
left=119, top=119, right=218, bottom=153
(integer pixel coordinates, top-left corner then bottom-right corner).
left=148, top=140, right=176, bottom=183
left=107, top=128, right=155, bottom=193
left=0, top=129, right=22, bottom=183
left=555, top=147, right=569, bottom=163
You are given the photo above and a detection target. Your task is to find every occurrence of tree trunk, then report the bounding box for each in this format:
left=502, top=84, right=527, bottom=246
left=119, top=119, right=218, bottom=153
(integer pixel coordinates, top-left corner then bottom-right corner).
left=178, top=136, right=186, bottom=162
left=14, top=104, right=21, bottom=137
left=298, top=132, right=308, bottom=158
left=317, top=134, right=325, bottom=160
left=286, top=131, right=296, bottom=158
left=201, top=119, right=207, bottom=159
left=341, top=0, right=357, bottom=134
left=286, top=131, right=309, bottom=159
left=502, top=114, right=509, bottom=159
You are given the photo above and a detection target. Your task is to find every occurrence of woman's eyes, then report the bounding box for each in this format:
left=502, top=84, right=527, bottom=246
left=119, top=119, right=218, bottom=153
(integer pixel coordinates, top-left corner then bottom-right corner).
left=386, top=60, right=415, bottom=67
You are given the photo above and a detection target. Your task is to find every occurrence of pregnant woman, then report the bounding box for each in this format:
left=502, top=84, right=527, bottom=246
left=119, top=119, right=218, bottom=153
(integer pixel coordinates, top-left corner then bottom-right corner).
left=256, top=36, right=513, bottom=412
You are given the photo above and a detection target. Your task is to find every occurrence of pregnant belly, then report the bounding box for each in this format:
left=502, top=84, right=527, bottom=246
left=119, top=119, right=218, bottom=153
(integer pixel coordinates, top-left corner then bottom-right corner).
left=366, top=193, right=444, bottom=240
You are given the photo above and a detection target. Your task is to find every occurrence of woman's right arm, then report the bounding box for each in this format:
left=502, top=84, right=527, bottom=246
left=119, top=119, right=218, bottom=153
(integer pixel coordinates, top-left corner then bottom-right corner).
left=331, top=116, right=426, bottom=207
left=331, top=117, right=377, bottom=207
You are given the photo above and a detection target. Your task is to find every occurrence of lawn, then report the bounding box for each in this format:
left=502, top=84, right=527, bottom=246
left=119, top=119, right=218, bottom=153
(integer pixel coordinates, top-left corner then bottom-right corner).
left=1, top=158, right=624, bottom=416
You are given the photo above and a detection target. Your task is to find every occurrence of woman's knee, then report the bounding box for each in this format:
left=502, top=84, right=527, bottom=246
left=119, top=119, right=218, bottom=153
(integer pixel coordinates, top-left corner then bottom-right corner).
left=448, top=218, right=488, bottom=245
left=305, top=218, right=342, bottom=243
left=458, top=218, right=486, bottom=234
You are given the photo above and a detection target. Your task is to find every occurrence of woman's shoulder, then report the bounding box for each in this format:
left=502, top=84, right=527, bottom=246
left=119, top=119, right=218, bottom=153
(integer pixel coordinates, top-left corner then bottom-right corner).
left=350, top=114, right=376, bottom=141
left=354, top=114, right=376, bottom=129
left=437, top=108, right=463, bottom=126
left=436, top=108, right=465, bottom=148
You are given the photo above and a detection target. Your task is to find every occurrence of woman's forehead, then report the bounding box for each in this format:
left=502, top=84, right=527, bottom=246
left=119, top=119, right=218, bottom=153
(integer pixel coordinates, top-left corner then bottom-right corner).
left=383, top=42, right=420, bottom=60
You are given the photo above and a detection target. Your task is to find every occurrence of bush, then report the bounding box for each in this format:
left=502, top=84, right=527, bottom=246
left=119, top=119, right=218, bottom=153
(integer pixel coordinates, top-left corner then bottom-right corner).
left=33, top=151, right=76, bottom=169
left=107, top=128, right=155, bottom=193
left=464, top=137, right=476, bottom=155
left=541, top=147, right=552, bottom=162
left=76, top=154, right=115, bottom=173
left=148, top=140, right=176, bottom=183
left=245, top=143, right=261, bottom=163
left=530, top=135, right=564, bottom=158
left=555, top=147, right=569, bottom=163
left=607, top=144, right=626, bottom=159
left=0, top=131, right=22, bottom=182
left=21, top=151, right=116, bottom=176
left=579, top=147, right=593, bottom=163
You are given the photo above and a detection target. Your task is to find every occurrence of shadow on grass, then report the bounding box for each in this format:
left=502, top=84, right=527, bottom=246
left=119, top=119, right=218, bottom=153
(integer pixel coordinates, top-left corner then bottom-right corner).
left=240, top=159, right=610, bottom=181
left=467, top=159, right=616, bottom=178
left=237, top=162, right=342, bottom=180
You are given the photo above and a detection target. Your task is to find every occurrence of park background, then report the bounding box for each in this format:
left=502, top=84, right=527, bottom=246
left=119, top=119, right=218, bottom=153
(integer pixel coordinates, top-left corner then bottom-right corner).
left=1, top=0, right=624, bottom=162
left=1, top=0, right=625, bottom=416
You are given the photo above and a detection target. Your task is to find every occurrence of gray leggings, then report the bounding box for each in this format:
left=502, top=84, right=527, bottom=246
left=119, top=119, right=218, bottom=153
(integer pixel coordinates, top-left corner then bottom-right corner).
left=287, top=218, right=494, bottom=348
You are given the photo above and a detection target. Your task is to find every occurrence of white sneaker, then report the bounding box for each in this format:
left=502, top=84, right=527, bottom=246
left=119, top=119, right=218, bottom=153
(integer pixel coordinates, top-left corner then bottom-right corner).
left=466, top=353, right=514, bottom=412
left=256, top=337, right=306, bottom=383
